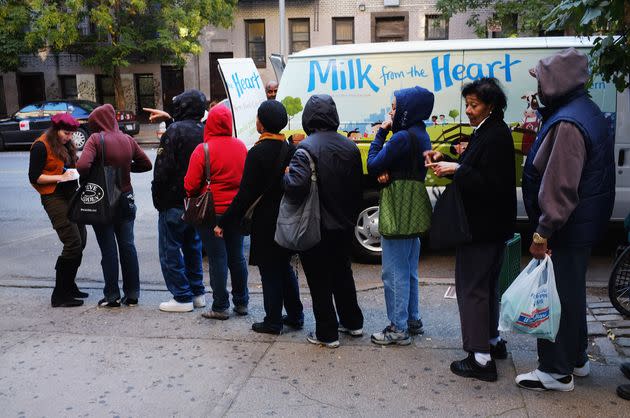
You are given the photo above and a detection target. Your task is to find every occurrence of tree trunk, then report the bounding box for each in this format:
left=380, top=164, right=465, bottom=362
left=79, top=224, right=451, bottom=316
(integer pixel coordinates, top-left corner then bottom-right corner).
left=113, top=66, right=126, bottom=110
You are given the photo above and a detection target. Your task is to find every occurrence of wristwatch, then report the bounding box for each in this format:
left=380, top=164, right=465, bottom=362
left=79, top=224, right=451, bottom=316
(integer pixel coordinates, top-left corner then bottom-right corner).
left=532, top=232, right=547, bottom=245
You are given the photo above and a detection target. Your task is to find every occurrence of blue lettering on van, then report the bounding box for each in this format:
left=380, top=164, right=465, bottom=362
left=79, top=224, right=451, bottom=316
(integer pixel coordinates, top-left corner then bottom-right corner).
left=308, top=59, right=379, bottom=93
left=231, top=72, right=262, bottom=98
left=431, top=54, right=522, bottom=92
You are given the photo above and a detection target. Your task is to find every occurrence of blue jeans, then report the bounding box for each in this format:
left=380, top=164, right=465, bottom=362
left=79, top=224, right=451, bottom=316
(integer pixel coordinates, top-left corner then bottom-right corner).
left=196, top=224, right=248, bottom=312
left=258, top=255, right=304, bottom=332
left=92, top=202, right=139, bottom=302
left=381, top=237, right=421, bottom=331
left=158, top=208, right=204, bottom=303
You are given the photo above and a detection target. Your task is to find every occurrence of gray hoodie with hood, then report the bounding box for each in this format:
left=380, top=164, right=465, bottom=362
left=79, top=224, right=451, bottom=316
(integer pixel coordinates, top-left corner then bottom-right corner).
left=530, top=48, right=589, bottom=239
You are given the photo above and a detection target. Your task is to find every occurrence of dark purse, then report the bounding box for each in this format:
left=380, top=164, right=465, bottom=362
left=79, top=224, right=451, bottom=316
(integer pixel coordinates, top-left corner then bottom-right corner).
left=182, top=143, right=216, bottom=226
left=68, top=133, right=122, bottom=224
left=429, top=182, right=472, bottom=249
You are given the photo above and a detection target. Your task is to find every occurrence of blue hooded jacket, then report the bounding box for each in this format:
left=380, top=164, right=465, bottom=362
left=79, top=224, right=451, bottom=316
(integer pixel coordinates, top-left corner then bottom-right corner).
left=367, top=86, right=434, bottom=178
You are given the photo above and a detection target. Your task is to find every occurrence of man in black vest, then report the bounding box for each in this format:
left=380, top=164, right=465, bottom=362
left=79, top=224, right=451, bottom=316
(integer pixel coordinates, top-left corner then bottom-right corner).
left=518, top=48, right=615, bottom=392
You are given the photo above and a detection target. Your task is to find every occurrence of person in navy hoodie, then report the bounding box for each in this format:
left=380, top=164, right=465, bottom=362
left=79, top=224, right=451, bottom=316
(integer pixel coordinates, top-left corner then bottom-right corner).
left=367, top=86, right=434, bottom=346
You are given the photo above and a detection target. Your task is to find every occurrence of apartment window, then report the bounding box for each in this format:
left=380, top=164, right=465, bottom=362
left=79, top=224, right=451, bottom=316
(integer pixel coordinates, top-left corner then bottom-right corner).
left=246, top=20, right=266, bottom=68
left=372, top=14, right=408, bottom=43
left=333, top=18, right=354, bottom=45
left=96, top=75, right=115, bottom=106
left=425, top=15, right=448, bottom=40
left=59, top=75, right=77, bottom=99
left=135, top=74, right=155, bottom=121
left=290, top=19, right=310, bottom=53
left=490, top=14, right=518, bottom=38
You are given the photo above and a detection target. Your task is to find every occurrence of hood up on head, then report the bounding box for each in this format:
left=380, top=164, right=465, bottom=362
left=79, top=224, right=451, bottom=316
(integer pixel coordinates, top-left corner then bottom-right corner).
left=531, top=48, right=589, bottom=107
left=302, top=94, right=340, bottom=135
left=172, top=89, right=207, bottom=122
left=204, top=104, right=233, bottom=141
left=391, top=86, right=435, bottom=133
left=88, top=103, right=119, bottom=133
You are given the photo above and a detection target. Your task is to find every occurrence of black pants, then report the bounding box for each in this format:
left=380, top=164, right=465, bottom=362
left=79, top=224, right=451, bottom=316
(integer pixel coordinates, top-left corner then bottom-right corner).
left=538, top=246, right=590, bottom=375
left=455, top=240, right=505, bottom=353
left=300, top=229, right=364, bottom=343
left=41, top=191, right=87, bottom=260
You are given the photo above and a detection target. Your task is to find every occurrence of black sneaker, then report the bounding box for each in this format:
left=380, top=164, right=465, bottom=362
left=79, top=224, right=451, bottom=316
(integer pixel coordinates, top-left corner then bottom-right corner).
left=450, top=353, right=498, bottom=382
left=252, top=321, right=282, bottom=335
left=621, top=362, right=630, bottom=380
left=98, top=298, right=121, bottom=308
left=408, top=319, right=424, bottom=335
left=122, top=297, right=138, bottom=307
left=490, top=340, right=508, bottom=360
left=617, top=384, right=630, bottom=400
left=282, top=315, right=304, bottom=330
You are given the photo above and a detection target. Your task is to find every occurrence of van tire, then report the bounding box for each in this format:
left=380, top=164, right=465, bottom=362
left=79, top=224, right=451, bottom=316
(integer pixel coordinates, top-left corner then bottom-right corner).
left=352, top=191, right=382, bottom=263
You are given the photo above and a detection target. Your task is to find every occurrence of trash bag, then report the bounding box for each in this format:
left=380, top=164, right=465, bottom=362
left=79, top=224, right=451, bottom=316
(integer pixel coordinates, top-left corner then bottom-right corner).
left=498, top=255, right=561, bottom=342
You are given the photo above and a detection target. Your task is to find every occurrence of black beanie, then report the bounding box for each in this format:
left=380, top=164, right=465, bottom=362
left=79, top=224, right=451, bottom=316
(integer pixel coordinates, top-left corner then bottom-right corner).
left=257, top=100, right=288, bottom=134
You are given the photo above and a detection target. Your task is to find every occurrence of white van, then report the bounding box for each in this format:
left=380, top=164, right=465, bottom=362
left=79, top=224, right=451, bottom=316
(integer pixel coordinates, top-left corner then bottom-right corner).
left=219, top=37, right=630, bottom=261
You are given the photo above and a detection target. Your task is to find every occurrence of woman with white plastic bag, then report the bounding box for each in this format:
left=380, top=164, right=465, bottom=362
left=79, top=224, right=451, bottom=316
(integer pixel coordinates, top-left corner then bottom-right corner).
left=499, top=255, right=561, bottom=342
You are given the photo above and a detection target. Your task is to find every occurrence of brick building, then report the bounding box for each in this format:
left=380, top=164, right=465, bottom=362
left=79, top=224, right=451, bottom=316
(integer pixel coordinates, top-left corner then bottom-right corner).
left=0, top=1, right=497, bottom=118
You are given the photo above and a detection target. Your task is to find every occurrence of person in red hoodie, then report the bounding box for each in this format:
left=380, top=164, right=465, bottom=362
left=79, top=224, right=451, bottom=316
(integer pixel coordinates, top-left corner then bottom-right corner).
left=184, top=104, right=248, bottom=319
left=77, top=104, right=152, bottom=308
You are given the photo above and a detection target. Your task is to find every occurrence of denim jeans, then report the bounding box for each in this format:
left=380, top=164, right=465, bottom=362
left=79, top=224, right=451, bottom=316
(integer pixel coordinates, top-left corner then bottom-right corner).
left=381, top=237, right=421, bottom=331
left=196, top=223, right=248, bottom=312
left=258, top=255, right=304, bottom=332
left=158, top=207, right=204, bottom=303
left=92, top=198, right=139, bottom=302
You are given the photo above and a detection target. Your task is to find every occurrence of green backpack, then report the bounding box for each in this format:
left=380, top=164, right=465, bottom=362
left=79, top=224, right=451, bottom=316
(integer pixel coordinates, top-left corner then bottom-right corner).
left=378, top=131, right=432, bottom=239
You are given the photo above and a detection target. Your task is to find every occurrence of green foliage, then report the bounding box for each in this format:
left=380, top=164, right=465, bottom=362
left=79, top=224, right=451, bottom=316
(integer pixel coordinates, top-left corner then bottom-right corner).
left=0, top=0, right=32, bottom=72
left=281, top=96, right=303, bottom=129
left=448, top=109, right=460, bottom=122
left=544, top=0, right=629, bottom=92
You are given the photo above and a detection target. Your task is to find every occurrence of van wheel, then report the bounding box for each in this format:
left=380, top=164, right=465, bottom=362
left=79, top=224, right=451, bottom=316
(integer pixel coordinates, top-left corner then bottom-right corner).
left=352, top=191, right=382, bottom=263
left=72, top=128, right=88, bottom=150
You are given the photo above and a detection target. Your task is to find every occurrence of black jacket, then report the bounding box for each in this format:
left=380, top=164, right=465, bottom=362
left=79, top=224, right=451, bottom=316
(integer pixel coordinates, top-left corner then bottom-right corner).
left=152, top=90, right=206, bottom=211
left=284, top=95, right=362, bottom=232
left=219, top=139, right=293, bottom=266
left=453, top=114, right=516, bottom=242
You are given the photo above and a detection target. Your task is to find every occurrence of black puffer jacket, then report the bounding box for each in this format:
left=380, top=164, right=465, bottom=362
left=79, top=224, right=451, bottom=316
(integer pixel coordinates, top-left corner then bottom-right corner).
left=152, top=90, right=206, bottom=211
left=284, top=94, right=362, bottom=231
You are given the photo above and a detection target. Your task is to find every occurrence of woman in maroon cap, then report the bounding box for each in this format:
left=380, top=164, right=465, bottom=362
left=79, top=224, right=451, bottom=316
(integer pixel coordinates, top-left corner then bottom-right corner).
left=28, top=113, right=88, bottom=307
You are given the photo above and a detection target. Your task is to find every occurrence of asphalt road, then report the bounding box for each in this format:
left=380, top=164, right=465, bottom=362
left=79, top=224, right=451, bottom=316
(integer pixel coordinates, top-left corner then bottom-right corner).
left=0, top=147, right=620, bottom=294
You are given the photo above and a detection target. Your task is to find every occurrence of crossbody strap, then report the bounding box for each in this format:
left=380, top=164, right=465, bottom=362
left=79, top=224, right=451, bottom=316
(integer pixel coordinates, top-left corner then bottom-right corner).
left=203, top=143, right=211, bottom=189
left=246, top=142, right=289, bottom=212
left=99, top=133, right=106, bottom=167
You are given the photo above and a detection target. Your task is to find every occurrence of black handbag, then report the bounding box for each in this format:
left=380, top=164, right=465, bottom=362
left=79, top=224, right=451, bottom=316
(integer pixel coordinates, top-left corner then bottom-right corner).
left=68, top=133, right=122, bottom=224
left=429, top=182, right=472, bottom=249
left=240, top=143, right=289, bottom=235
left=182, top=143, right=216, bottom=226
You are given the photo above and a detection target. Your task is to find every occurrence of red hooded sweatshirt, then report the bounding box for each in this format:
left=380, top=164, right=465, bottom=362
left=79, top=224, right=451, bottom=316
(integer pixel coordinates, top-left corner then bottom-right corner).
left=184, top=104, right=247, bottom=215
left=77, top=104, right=152, bottom=192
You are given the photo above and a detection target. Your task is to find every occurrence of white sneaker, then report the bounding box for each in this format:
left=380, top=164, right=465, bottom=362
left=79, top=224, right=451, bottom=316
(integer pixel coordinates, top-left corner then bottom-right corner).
left=515, top=369, right=574, bottom=392
left=159, top=299, right=193, bottom=312
left=573, top=361, right=591, bottom=377
left=193, top=294, right=206, bottom=308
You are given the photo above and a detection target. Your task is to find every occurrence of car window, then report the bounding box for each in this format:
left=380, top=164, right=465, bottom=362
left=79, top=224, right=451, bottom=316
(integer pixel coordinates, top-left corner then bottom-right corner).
left=71, top=103, right=93, bottom=118
left=15, top=104, right=43, bottom=119
left=42, top=102, right=68, bottom=117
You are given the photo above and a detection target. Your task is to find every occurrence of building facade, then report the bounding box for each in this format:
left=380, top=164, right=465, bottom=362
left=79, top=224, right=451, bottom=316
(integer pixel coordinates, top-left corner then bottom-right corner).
left=0, top=1, right=496, bottom=118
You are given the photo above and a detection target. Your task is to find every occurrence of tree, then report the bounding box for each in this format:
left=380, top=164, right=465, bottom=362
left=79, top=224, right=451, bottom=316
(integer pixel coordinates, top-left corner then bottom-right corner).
left=281, top=96, right=303, bottom=129
left=448, top=109, right=460, bottom=122
left=435, top=0, right=561, bottom=38
left=544, top=0, right=630, bottom=92
left=0, top=0, right=31, bottom=73
left=15, top=0, right=237, bottom=109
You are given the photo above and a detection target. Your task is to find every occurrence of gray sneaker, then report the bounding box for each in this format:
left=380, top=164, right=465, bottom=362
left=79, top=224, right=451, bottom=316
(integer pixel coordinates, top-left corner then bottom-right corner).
left=408, top=319, right=424, bottom=335
left=371, top=325, right=411, bottom=346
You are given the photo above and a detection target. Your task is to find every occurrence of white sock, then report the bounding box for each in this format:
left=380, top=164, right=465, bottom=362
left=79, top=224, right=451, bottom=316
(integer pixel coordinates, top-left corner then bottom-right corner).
left=489, top=336, right=502, bottom=346
left=474, top=352, right=491, bottom=366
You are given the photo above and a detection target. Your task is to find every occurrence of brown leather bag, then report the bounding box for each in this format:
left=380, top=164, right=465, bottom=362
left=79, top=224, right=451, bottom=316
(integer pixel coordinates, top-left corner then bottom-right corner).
left=182, top=143, right=216, bottom=226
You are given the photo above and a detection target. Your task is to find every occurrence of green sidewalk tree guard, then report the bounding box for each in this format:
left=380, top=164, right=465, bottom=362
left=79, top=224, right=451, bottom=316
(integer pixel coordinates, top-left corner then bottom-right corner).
left=0, top=0, right=237, bottom=109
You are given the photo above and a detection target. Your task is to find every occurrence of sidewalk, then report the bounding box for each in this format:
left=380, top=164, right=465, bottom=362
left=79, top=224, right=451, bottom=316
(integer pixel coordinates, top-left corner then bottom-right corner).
left=134, top=123, right=162, bottom=146
left=1, top=282, right=628, bottom=417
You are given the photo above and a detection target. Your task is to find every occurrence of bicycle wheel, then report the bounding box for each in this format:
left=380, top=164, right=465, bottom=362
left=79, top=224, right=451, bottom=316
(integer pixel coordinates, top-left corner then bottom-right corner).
left=609, top=245, right=630, bottom=317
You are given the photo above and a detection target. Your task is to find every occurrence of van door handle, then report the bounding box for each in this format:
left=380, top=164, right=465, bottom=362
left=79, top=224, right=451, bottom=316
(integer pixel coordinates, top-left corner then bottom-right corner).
left=619, top=150, right=625, bottom=167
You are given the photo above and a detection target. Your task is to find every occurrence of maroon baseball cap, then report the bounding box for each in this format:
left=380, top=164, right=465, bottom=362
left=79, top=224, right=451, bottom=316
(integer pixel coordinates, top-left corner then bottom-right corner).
left=51, top=113, right=80, bottom=131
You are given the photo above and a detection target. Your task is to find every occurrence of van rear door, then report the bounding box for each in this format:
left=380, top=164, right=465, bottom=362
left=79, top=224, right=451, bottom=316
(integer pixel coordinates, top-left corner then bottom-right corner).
left=217, top=58, right=267, bottom=149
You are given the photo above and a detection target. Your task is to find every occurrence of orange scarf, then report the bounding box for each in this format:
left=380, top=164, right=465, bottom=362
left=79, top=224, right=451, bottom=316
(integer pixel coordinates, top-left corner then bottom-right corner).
left=255, top=132, right=286, bottom=145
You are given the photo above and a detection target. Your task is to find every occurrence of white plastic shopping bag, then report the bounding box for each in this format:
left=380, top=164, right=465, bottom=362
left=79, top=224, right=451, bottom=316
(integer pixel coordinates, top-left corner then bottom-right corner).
left=498, top=255, right=561, bottom=342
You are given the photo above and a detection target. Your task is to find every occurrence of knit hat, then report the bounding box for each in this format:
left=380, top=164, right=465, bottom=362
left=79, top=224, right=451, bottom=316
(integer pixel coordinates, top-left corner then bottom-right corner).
left=257, top=100, right=288, bottom=134
left=51, top=113, right=80, bottom=132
